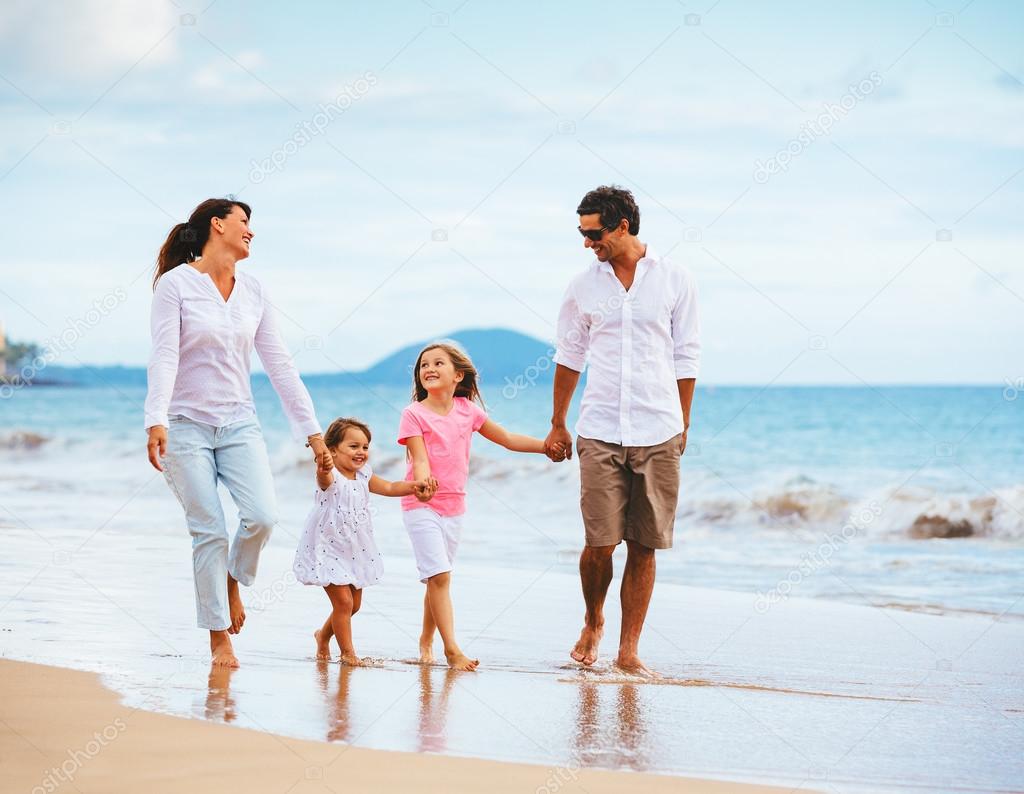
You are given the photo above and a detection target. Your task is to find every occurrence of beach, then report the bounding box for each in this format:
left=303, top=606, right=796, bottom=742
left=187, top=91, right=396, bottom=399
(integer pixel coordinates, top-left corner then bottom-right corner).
left=2, top=659, right=801, bottom=794
left=2, top=383, right=1022, bottom=791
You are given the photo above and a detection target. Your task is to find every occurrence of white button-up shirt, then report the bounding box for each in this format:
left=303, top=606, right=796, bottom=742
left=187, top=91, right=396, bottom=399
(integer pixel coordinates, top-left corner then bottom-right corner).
left=554, top=248, right=700, bottom=447
left=144, top=264, right=321, bottom=439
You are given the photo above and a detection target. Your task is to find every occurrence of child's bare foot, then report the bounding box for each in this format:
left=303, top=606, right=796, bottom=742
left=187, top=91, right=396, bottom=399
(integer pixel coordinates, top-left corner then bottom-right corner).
left=227, top=575, right=245, bottom=635
left=570, top=623, right=603, bottom=666
left=340, top=652, right=375, bottom=667
left=419, top=638, right=435, bottom=665
left=445, top=650, right=479, bottom=671
left=314, top=629, right=331, bottom=660
left=210, top=631, right=240, bottom=668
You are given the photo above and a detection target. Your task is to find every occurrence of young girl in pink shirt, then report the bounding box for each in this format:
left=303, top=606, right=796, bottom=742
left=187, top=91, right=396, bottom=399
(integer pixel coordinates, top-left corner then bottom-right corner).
left=398, top=342, right=563, bottom=671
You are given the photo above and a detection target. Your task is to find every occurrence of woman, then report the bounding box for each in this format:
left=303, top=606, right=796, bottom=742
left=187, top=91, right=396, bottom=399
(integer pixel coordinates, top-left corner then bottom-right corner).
left=144, top=197, right=330, bottom=668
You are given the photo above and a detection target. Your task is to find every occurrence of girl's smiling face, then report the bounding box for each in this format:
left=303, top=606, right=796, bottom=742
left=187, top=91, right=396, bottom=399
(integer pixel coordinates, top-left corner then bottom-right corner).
left=418, top=347, right=463, bottom=394
left=331, top=427, right=370, bottom=475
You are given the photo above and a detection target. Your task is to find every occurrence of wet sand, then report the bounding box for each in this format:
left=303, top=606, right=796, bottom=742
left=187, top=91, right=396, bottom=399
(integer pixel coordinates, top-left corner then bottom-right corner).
left=1, top=659, right=800, bottom=794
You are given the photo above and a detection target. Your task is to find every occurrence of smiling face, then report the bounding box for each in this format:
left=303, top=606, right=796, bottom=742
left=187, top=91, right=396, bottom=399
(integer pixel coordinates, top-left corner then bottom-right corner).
left=331, top=426, right=370, bottom=475
left=212, top=204, right=254, bottom=261
left=579, top=212, right=625, bottom=263
left=417, top=347, right=463, bottom=396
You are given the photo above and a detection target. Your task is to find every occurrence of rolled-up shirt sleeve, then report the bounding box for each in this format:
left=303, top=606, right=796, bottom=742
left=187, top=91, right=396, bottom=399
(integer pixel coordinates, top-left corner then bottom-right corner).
left=671, top=270, right=701, bottom=379
left=144, top=277, right=181, bottom=431
left=253, top=286, right=322, bottom=440
left=553, top=282, right=589, bottom=372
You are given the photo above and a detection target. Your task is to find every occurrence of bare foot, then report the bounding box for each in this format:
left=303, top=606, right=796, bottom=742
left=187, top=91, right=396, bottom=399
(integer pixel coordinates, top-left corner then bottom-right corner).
left=419, top=638, right=435, bottom=665
left=210, top=631, right=240, bottom=668
left=340, top=652, right=375, bottom=667
left=314, top=629, right=331, bottom=660
left=614, top=652, right=660, bottom=679
left=227, top=575, right=245, bottom=635
left=445, top=650, right=479, bottom=671
left=570, top=623, right=603, bottom=666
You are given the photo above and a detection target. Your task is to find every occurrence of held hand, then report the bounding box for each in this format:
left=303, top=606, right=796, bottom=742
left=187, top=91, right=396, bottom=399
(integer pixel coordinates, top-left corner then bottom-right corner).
left=680, top=428, right=688, bottom=457
left=413, top=478, right=434, bottom=502
left=544, top=426, right=573, bottom=462
left=147, top=426, right=167, bottom=472
left=308, top=435, right=332, bottom=472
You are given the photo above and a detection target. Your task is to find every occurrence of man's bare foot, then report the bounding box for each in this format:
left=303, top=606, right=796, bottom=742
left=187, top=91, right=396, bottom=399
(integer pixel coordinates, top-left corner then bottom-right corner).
left=314, top=629, right=331, bottom=660
left=445, top=650, right=479, bottom=671
left=419, top=638, right=435, bottom=665
left=613, top=652, right=659, bottom=679
left=210, top=631, right=240, bottom=668
left=570, top=624, right=603, bottom=666
left=227, top=575, right=245, bottom=635
left=340, top=652, right=375, bottom=667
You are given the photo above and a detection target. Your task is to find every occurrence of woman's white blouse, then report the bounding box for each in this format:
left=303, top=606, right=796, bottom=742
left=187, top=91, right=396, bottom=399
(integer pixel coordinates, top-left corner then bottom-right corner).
left=144, top=264, right=321, bottom=439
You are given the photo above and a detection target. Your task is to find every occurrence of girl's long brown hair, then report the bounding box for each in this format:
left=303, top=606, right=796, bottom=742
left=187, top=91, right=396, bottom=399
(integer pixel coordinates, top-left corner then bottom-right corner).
left=412, top=342, right=485, bottom=407
left=153, top=198, right=252, bottom=288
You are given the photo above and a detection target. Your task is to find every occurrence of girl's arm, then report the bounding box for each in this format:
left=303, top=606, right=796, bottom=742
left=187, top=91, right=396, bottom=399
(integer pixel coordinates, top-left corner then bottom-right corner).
left=477, top=419, right=546, bottom=454
left=405, top=435, right=433, bottom=480
left=316, top=453, right=334, bottom=491
left=369, top=475, right=432, bottom=498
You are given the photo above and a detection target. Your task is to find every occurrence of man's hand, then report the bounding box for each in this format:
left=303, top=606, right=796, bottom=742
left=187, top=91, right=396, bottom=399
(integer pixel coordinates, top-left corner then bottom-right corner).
left=680, top=428, right=688, bottom=456
left=544, top=425, right=573, bottom=462
left=147, top=426, right=167, bottom=472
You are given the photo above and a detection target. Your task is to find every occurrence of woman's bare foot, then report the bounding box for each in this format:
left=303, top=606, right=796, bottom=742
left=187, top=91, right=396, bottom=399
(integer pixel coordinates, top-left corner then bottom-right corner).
left=314, top=629, right=331, bottom=660
left=445, top=650, right=479, bottom=671
left=419, top=637, right=435, bottom=664
left=227, top=575, right=245, bottom=635
left=613, top=652, right=659, bottom=679
left=570, top=623, right=603, bottom=666
left=210, top=630, right=240, bottom=668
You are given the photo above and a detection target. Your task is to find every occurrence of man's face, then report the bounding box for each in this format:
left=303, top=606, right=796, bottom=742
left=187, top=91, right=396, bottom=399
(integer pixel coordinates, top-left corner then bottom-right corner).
left=578, top=213, right=619, bottom=262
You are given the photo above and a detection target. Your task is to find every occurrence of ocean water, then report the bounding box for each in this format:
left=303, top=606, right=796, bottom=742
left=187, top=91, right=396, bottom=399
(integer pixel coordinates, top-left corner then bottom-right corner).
left=2, top=381, right=1022, bottom=791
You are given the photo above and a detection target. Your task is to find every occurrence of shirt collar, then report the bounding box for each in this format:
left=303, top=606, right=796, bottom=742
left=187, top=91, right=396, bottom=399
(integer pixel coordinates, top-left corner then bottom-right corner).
left=594, top=245, right=659, bottom=273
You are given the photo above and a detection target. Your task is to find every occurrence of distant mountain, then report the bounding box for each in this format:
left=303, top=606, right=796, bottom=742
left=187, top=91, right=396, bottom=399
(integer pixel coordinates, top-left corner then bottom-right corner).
left=349, top=328, right=555, bottom=388
left=40, top=328, right=557, bottom=388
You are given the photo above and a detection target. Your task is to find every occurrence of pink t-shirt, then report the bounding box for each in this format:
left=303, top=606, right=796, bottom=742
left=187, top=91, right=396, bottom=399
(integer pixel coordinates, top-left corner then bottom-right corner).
left=397, top=397, right=488, bottom=516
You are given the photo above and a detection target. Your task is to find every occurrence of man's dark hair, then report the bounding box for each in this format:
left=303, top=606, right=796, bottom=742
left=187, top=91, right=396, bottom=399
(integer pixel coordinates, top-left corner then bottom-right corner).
left=576, top=184, right=640, bottom=236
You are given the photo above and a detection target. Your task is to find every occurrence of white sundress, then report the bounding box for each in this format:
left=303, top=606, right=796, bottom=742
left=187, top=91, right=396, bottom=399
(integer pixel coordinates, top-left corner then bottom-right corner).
left=292, top=464, right=384, bottom=588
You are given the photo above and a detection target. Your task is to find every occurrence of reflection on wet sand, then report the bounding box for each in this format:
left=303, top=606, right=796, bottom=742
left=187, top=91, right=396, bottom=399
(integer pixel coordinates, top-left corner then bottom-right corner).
left=318, top=660, right=355, bottom=743
left=417, top=665, right=458, bottom=753
left=204, top=665, right=237, bottom=723
left=572, top=679, right=649, bottom=771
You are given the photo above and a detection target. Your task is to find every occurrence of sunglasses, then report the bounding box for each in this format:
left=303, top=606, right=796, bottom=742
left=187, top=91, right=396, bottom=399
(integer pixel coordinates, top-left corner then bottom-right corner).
left=577, top=225, right=613, bottom=242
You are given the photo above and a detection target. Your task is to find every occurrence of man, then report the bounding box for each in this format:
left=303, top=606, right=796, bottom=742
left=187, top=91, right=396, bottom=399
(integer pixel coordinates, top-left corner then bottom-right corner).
left=545, top=185, right=700, bottom=676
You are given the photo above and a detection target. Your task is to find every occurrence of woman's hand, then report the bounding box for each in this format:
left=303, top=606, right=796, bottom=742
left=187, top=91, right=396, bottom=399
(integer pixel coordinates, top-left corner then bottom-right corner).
left=307, top=434, right=332, bottom=471
left=147, top=426, right=167, bottom=472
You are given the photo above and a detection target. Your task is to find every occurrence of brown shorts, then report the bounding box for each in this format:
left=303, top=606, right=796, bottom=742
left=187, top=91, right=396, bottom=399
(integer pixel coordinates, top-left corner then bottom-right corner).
left=576, top=434, right=682, bottom=550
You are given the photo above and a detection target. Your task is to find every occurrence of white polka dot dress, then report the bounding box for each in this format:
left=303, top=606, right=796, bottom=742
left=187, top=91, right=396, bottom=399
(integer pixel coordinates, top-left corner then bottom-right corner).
left=292, top=464, right=383, bottom=588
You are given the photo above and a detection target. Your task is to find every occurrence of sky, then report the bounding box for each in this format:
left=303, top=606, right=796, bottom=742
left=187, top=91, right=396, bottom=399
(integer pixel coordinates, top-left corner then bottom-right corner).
left=0, top=0, right=1021, bottom=384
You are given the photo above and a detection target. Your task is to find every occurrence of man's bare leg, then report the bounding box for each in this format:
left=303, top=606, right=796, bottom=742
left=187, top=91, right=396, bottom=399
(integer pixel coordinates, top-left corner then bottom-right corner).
left=425, top=573, right=478, bottom=671
left=227, top=573, right=245, bottom=634
left=571, top=545, right=615, bottom=665
left=615, top=540, right=657, bottom=676
left=210, top=629, right=239, bottom=668
left=419, top=590, right=437, bottom=664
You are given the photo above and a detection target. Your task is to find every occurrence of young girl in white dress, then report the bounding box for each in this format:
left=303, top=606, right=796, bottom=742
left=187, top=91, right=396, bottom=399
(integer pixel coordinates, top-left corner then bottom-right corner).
left=293, top=417, right=435, bottom=665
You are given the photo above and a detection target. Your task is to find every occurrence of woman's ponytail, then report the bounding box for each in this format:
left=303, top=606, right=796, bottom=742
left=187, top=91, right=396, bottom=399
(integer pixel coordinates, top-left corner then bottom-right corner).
left=153, top=198, right=251, bottom=289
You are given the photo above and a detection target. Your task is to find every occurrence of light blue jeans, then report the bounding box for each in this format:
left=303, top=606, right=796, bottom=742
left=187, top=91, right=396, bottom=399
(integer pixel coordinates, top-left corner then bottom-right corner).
left=162, top=414, right=278, bottom=630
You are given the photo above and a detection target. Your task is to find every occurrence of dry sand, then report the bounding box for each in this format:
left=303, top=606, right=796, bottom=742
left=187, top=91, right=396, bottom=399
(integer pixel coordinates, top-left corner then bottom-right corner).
left=1, top=658, right=805, bottom=794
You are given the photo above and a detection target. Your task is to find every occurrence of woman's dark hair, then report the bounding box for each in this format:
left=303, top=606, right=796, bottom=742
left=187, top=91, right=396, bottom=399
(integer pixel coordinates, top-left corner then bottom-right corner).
left=153, top=198, right=251, bottom=288
left=324, top=417, right=372, bottom=449
left=576, top=184, right=640, bottom=235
